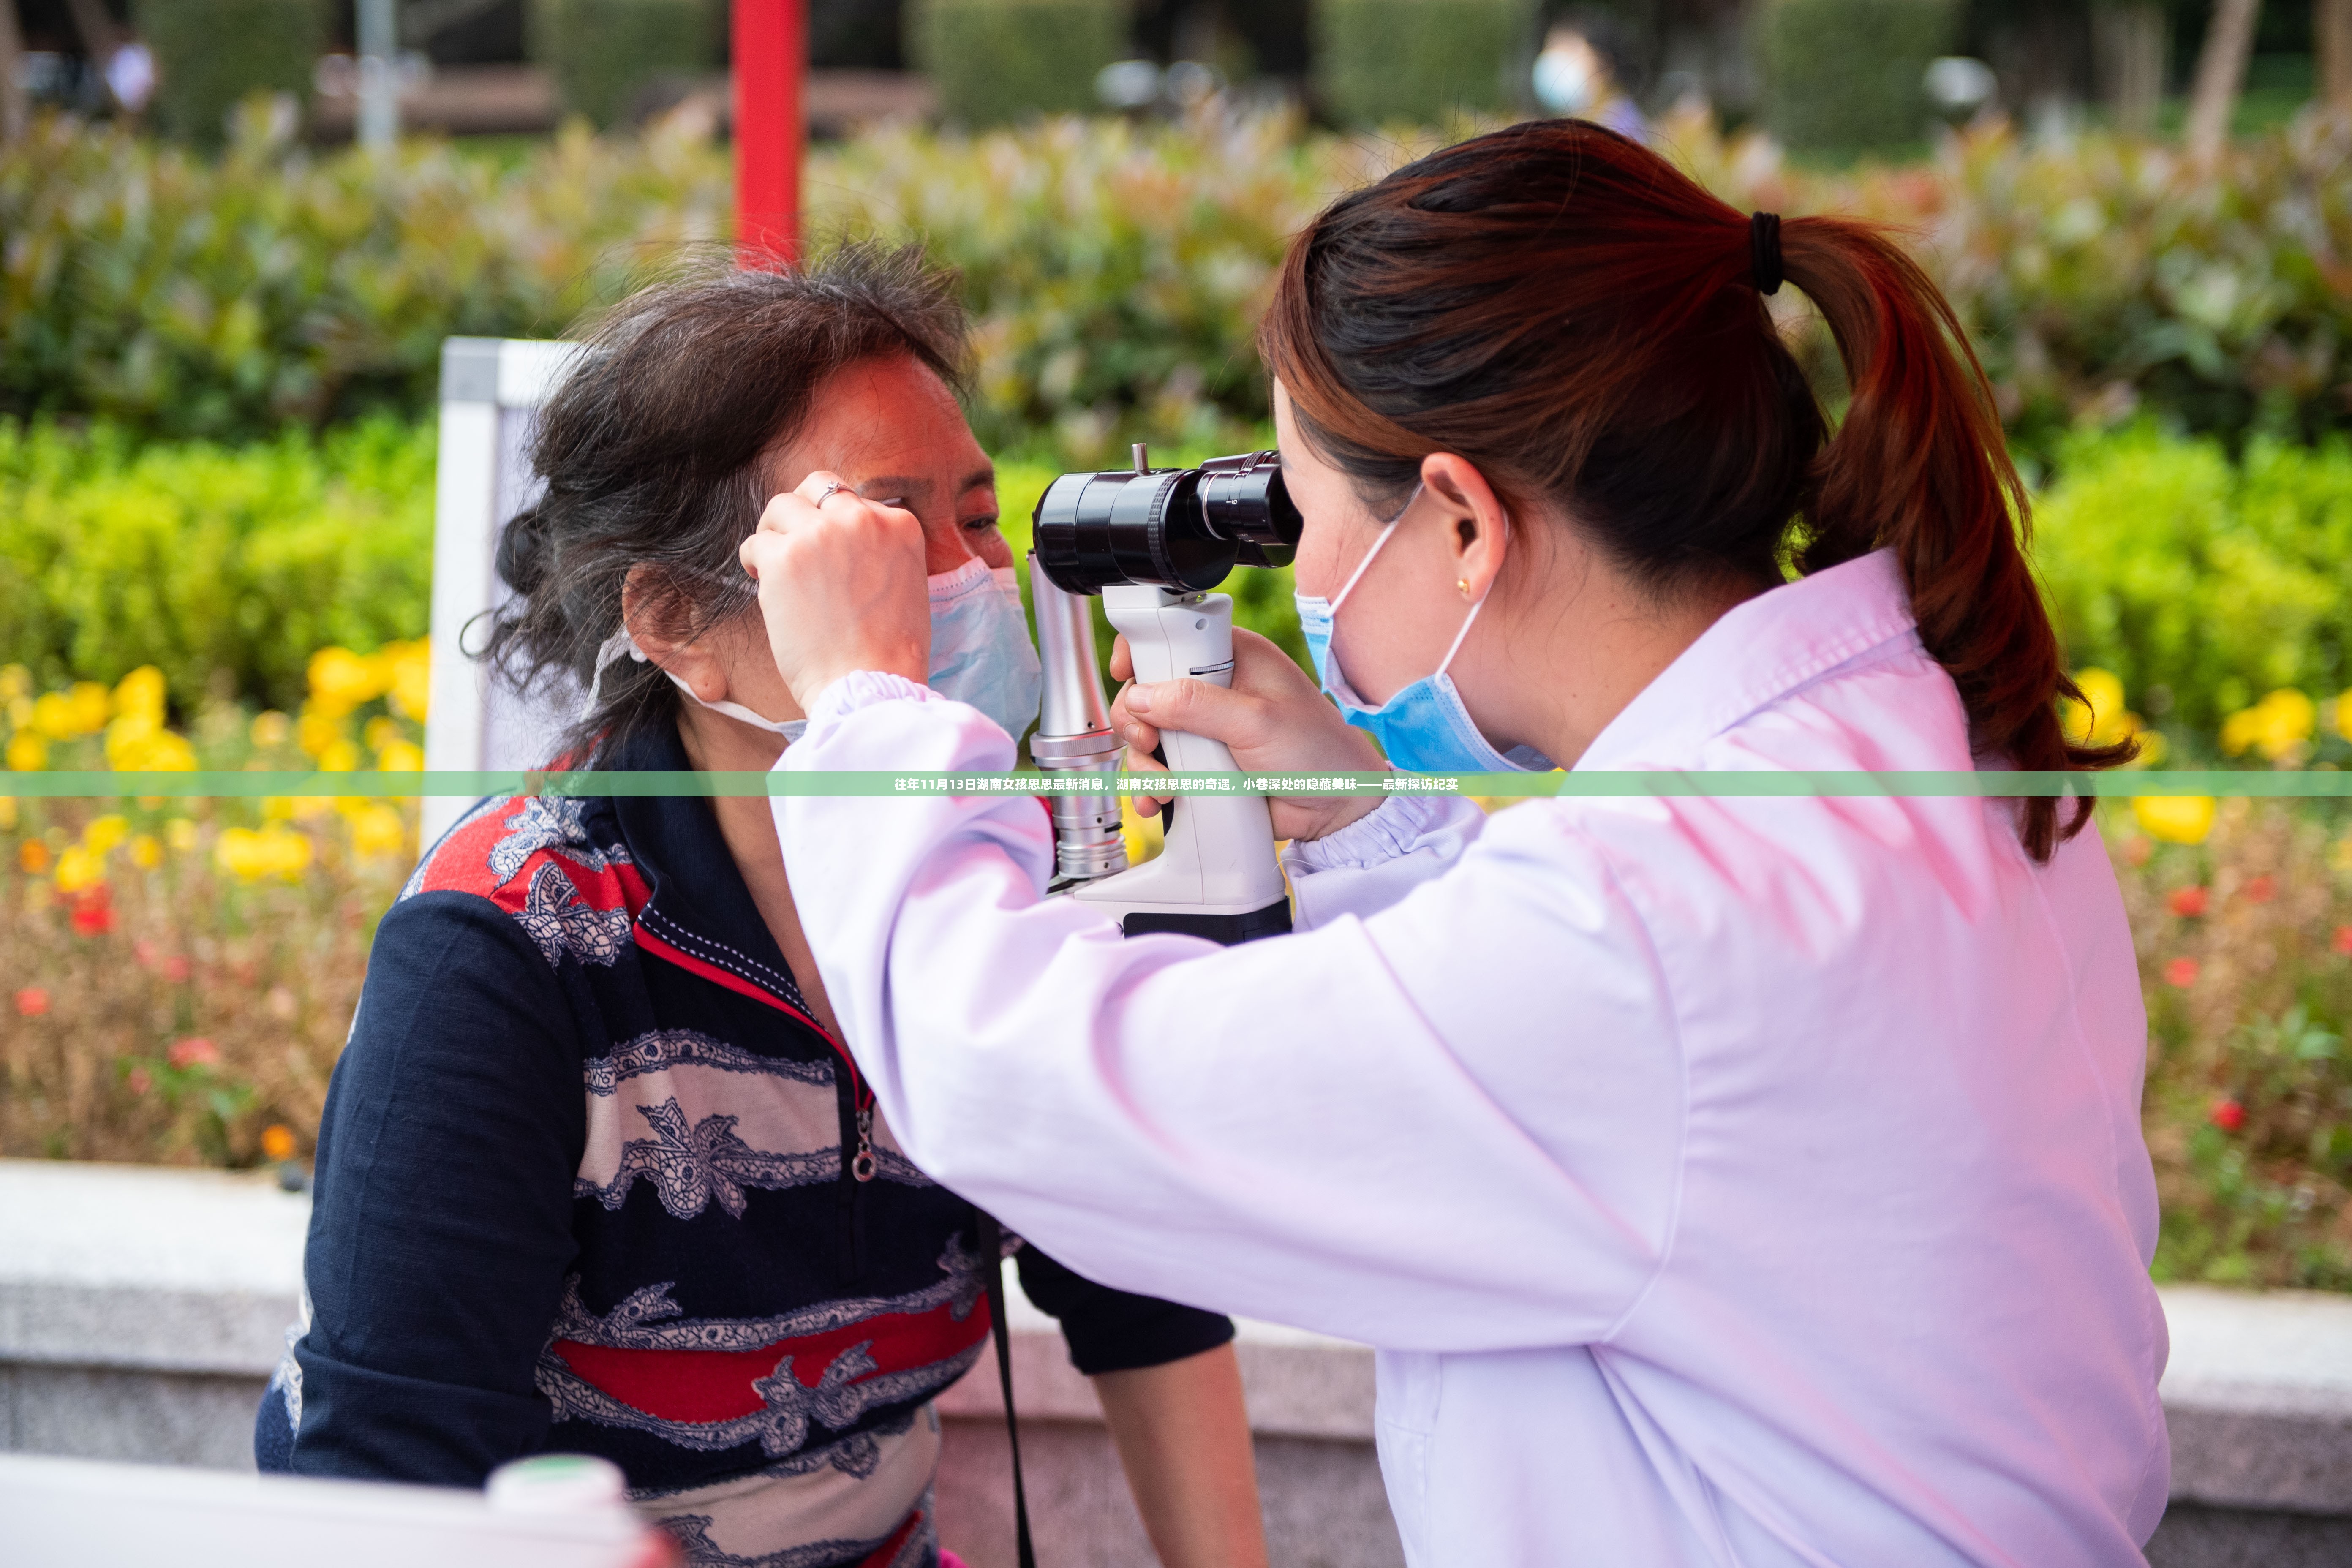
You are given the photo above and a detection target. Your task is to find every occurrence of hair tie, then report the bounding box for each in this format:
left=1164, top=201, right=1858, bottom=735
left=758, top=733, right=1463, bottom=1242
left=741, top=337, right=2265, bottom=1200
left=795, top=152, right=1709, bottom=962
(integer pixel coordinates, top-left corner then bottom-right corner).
left=1750, top=211, right=1783, bottom=297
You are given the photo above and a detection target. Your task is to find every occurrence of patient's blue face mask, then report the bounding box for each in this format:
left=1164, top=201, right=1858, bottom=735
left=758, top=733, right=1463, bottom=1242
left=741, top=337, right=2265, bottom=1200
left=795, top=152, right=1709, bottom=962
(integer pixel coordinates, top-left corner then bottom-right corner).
left=590, top=556, right=1042, bottom=744
left=1293, top=485, right=1550, bottom=775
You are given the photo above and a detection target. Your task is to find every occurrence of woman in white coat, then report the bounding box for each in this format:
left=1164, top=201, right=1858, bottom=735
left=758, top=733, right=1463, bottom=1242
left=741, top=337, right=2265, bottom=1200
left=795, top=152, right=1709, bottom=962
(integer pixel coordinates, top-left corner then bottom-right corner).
left=735, top=120, right=2170, bottom=1565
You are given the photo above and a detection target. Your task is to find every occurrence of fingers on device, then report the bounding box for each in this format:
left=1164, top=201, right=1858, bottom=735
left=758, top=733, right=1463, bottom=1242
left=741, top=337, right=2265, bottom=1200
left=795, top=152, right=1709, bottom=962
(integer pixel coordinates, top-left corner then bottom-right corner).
left=1029, top=445, right=1301, bottom=946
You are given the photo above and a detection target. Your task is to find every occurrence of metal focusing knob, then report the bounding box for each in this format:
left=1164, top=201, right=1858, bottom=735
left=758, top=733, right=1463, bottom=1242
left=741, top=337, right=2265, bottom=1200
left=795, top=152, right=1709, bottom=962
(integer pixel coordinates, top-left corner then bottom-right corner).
left=1029, top=555, right=1130, bottom=885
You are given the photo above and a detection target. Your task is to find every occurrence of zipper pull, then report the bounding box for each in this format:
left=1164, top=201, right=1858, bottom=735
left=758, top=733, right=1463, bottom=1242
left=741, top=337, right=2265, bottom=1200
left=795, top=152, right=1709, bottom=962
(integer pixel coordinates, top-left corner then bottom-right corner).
left=852, top=1106, right=877, bottom=1183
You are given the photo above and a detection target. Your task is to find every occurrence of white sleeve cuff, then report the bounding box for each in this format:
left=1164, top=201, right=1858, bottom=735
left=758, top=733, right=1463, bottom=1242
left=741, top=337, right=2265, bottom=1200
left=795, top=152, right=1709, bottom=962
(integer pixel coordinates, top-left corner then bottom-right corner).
left=807, top=670, right=937, bottom=725
left=1284, top=794, right=1462, bottom=875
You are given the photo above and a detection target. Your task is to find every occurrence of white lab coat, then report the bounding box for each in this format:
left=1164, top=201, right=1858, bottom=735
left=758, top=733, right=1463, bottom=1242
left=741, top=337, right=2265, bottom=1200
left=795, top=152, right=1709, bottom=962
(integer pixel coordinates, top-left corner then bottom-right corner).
left=774, top=549, right=2170, bottom=1566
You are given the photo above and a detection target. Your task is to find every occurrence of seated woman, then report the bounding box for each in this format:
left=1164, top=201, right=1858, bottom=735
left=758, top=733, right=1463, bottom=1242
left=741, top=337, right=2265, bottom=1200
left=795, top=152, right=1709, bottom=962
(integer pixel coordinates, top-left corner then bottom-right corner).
left=256, top=246, right=1267, bottom=1568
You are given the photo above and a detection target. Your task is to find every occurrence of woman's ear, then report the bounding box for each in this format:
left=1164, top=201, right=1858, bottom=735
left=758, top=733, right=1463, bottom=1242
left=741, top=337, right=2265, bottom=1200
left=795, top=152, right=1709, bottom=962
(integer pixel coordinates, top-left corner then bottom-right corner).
left=621, top=565, right=727, bottom=702
left=1420, top=453, right=1511, bottom=600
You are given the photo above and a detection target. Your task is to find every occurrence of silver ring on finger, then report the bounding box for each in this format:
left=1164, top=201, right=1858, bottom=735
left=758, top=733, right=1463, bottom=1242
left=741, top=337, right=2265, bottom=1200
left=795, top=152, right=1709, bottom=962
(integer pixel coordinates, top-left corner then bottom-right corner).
left=812, top=481, right=849, bottom=505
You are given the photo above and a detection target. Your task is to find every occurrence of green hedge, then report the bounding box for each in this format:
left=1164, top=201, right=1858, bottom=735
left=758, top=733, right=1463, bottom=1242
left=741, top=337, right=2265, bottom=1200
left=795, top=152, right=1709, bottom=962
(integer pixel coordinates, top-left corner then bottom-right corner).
left=906, top=0, right=1127, bottom=128
left=1754, top=0, right=1959, bottom=153
left=2031, top=424, right=2352, bottom=738
left=1313, top=0, right=1532, bottom=127
left=14, top=108, right=2352, bottom=458
left=138, top=0, right=324, bottom=146
left=0, top=419, right=434, bottom=714
left=528, top=0, right=721, bottom=129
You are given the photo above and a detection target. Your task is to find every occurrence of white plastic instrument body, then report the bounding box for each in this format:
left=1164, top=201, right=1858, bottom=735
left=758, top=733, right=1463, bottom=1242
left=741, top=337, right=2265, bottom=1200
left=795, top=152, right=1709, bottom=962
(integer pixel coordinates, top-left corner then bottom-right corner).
left=1067, top=584, right=1290, bottom=935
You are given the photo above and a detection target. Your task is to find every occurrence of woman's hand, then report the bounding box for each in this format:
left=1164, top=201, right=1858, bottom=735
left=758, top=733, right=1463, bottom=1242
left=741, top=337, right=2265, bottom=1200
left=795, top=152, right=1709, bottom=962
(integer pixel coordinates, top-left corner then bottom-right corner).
left=1110, top=628, right=1386, bottom=842
left=738, top=471, right=930, bottom=713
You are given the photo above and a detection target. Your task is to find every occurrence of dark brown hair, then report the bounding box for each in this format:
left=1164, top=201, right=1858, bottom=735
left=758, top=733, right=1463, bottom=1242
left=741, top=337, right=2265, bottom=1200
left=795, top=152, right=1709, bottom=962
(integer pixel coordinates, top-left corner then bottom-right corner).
left=486, top=242, right=969, bottom=762
left=1259, top=119, right=2129, bottom=860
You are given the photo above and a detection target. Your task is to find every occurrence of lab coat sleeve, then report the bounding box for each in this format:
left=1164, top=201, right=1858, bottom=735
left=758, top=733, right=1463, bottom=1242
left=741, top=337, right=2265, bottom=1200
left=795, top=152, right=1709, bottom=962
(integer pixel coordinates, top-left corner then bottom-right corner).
left=776, top=674, right=1681, bottom=1352
left=1281, top=792, right=1489, bottom=928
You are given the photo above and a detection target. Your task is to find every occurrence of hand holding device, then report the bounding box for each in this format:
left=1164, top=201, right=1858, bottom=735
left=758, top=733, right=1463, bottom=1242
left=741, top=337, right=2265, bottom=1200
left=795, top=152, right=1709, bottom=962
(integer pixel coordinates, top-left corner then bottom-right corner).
left=740, top=471, right=931, bottom=708
left=1109, top=630, right=1384, bottom=843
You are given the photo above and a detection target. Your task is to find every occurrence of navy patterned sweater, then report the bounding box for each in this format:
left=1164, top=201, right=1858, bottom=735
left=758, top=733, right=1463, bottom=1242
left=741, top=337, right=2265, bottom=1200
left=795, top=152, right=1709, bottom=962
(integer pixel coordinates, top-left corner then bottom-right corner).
left=256, top=723, right=1232, bottom=1568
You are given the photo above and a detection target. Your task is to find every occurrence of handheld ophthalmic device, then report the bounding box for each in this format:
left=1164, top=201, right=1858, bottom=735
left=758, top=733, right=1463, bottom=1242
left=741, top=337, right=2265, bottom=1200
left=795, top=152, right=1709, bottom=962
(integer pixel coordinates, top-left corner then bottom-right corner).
left=1027, top=445, right=1302, bottom=947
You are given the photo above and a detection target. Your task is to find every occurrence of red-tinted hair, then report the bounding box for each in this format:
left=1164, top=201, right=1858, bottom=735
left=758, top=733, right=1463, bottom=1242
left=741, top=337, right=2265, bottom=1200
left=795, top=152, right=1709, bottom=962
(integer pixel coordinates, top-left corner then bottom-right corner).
left=1260, top=119, right=2129, bottom=860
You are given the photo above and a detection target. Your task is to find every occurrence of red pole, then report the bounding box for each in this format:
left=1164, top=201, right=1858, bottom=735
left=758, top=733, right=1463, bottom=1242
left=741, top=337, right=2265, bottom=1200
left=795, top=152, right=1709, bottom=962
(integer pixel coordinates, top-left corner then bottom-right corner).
left=734, top=0, right=804, bottom=267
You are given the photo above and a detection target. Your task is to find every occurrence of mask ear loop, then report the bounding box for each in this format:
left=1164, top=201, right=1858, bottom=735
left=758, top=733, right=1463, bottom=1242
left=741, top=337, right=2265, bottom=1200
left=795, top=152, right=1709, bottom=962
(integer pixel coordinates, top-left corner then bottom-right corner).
left=1326, top=482, right=1425, bottom=617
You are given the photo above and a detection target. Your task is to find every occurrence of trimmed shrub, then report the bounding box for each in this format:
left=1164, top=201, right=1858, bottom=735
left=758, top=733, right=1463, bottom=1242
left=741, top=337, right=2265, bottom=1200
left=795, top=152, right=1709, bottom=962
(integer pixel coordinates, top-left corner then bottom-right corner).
left=528, top=0, right=721, bottom=129
left=137, top=0, right=325, bottom=146
left=2031, top=424, right=2352, bottom=736
left=0, top=419, right=435, bottom=714
left=1753, top=0, right=1959, bottom=152
left=1313, top=0, right=1533, bottom=127
left=906, top=0, right=1127, bottom=128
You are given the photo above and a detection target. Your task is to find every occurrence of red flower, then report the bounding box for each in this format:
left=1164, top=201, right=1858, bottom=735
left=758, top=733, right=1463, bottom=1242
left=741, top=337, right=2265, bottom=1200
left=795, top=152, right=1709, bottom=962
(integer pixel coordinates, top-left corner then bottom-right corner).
left=68, top=892, right=115, bottom=936
left=2209, top=1098, right=2246, bottom=1133
left=2167, top=887, right=2208, bottom=917
left=2164, top=957, right=2200, bottom=988
left=14, top=987, right=50, bottom=1018
left=161, top=955, right=191, bottom=984
left=166, top=1037, right=219, bottom=1070
left=2335, top=926, right=2352, bottom=956
left=2242, top=875, right=2276, bottom=905
left=126, top=1067, right=152, bottom=1097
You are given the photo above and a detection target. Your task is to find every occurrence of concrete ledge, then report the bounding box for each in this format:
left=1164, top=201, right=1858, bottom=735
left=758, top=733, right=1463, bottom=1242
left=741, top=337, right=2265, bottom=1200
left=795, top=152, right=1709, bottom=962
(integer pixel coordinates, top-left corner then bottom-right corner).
left=8, top=1159, right=2352, bottom=1567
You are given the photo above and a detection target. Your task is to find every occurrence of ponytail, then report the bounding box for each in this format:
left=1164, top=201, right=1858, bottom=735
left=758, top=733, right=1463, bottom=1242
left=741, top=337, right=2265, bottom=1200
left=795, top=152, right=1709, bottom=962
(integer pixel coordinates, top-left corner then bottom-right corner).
left=1779, top=220, right=2134, bottom=860
left=1259, top=118, right=2131, bottom=863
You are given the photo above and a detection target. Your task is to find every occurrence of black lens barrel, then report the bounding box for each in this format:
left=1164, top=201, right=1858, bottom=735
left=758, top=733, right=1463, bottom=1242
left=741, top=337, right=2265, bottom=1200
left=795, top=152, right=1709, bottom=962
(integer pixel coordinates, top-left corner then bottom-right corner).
left=1032, top=449, right=1301, bottom=596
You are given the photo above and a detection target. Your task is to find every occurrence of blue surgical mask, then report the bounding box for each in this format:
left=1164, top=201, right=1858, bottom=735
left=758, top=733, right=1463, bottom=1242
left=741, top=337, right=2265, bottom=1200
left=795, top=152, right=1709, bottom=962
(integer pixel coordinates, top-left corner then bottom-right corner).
left=588, top=557, right=1042, bottom=744
left=1294, top=485, right=1551, bottom=775
left=924, top=557, right=1042, bottom=742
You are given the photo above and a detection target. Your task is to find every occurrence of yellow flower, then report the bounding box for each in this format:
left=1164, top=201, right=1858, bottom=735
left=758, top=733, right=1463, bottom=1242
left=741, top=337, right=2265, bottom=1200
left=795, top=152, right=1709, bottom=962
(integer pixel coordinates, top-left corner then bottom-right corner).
left=65, top=682, right=110, bottom=735
left=215, top=824, right=313, bottom=882
left=317, top=738, right=362, bottom=773
left=384, top=638, right=431, bottom=722
left=348, top=803, right=408, bottom=860
left=5, top=731, right=46, bottom=772
left=53, top=843, right=102, bottom=894
left=378, top=739, right=425, bottom=774
left=5, top=695, right=28, bottom=730
left=2333, top=834, right=2352, bottom=874
left=30, top=692, right=74, bottom=739
left=129, top=833, right=162, bottom=869
left=166, top=819, right=198, bottom=853
left=307, top=647, right=388, bottom=719
left=2133, top=795, right=2216, bottom=846
left=103, top=709, right=157, bottom=768
left=250, top=710, right=293, bottom=749
left=2062, top=668, right=2141, bottom=749
left=0, top=795, right=16, bottom=830
left=83, top=815, right=129, bottom=858
left=295, top=706, right=346, bottom=759
left=0, top=664, right=28, bottom=702
left=2334, top=689, right=2352, bottom=741
left=110, top=666, right=166, bottom=724
left=133, top=730, right=198, bottom=772
left=2219, top=689, right=2317, bottom=762
left=362, top=715, right=399, bottom=754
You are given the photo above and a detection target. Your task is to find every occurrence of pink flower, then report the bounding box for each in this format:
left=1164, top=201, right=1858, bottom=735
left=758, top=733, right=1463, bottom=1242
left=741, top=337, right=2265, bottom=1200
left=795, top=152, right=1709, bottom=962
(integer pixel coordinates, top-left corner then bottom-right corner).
left=161, top=955, right=191, bottom=984
left=126, top=1067, right=152, bottom=1097
left=2242, top=875, right=2276, bottom=905
left=133, top=940, right=156, bottom=968
left=2167, top=887, right=2208, bottom=917
left=14, top=987, right=51, bottom=1018
left=167, top=1037, right=219, bottom=1070
left=2209, top=1098, right=2245, bottom=1133
left=2164, top=957, right=2200, bottom=988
